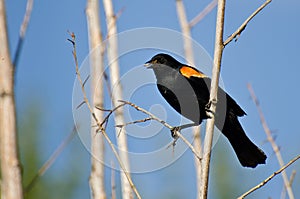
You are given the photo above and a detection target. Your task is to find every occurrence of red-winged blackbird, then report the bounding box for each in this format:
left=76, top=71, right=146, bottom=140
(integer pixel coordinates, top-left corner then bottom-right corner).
left=145, top=53, right=267, bottom=168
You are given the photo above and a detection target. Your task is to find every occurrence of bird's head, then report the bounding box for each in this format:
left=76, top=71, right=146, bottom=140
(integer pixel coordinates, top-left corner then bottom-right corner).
left=144, top=53, right=181, bottom=70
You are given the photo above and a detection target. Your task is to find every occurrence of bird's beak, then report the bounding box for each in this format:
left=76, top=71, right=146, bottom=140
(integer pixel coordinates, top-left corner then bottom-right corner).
left=144, top=60, right=153, bottom=69
left=144, top=59, right=157, bottom=69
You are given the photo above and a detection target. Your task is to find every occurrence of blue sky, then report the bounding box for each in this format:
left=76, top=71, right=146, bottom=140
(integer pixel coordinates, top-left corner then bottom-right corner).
left=5, top=0, right=300, bottom=198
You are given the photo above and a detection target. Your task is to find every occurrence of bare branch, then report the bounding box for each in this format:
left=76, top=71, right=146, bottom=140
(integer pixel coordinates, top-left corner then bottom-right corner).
left=103, top=100, right=201, bottom=162
left=176, top=0, right=194, bottom=63
left=76, top=100, right=86, bottom=109
left=24, top=126, right=77, bottom=194
left=247, top=84, right=295, bottom=199
left=13, top=0, right=34, bottom=67
left=86, top=0, right=106, bottom=198
left=199, top=0, right=226, bottom=198
left=111, top=161, right=116, bottom=199
left=19, top=0, right=33, bottom=38
left=175, top=2, right=204, bottom=197
left=281, top=170, right=297, bottom=199
left=115, top=117, right=152, bottom=128
left=237, top=155, right=300, bottom=199
left=0, top=0, right=24, bottom=198
left=289, top=170, right=296, bottom=186
left=193, top=125, right=203, bottom=197
left=95, top=106, right=112, bottom=112
left=119, top=100, right=170, bottom=128
left=83, top=75, right=90, bottom=87
left=189, top=0, right=218, bottom=28
left=223, top=0, right=271, bottom=46
left=119, top=100, right=202, bottom=162
left=68, top=34, right=141, bottom=199
left=102, top=0, right=133, bottom=198
left=176, top=131, right=202, bottom=162
left=100, top=103, right=126, bottom=127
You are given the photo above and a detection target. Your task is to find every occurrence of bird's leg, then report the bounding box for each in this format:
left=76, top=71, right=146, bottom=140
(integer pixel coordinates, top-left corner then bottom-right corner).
left=170, top=123, right=198, bottom=138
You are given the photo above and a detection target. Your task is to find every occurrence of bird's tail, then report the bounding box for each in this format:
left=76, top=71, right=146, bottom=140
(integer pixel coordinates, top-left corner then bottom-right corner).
left=221, top=116, right=267, bottom=168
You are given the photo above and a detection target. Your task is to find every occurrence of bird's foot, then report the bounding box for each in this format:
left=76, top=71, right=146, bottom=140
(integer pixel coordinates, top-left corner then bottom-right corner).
left=170, top=126, right=181, bottom=138
left=170, top=123, right=198, bottom=138
left=205, top=100, right=216, bottom=118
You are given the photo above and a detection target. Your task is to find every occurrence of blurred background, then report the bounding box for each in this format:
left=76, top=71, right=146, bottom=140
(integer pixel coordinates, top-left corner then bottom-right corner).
left=5, top=0, right=300, bottom=198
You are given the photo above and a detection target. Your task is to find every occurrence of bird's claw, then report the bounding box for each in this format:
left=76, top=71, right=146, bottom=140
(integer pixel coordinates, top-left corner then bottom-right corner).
left=205, top=100, right=216, bottom=118
left=170, top=126, right=181, bottom=138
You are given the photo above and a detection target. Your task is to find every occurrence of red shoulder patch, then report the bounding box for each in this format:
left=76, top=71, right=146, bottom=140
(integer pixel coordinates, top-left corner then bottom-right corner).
left=179, top=66, right=207, bottom=78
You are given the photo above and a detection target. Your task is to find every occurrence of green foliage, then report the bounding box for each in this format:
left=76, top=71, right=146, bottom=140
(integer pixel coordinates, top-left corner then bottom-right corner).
left=213, top=137, right=241, bottom=199
left=18, top=103, right=81, bottom=199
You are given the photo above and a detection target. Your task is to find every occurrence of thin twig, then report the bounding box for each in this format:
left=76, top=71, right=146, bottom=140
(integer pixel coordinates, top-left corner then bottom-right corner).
left=76, top=101, right=86, bottom=109
left=13, top=0, right=34, bottom=67
left=24, top=126, right=77, bottom=194
left=281, top=170, right=296, bottom=199
left=248, top=84, right=295, bottom=199
left=83, top=75, right=90, bottom=87
left=189, top=0, right=218, bottom=28
left=68, top=34, right=141, bottom=199
left=177, top=132, right=201, bottom=162
left=289, top=170, right=296, bottom=186
left=95, top=106, right=112, bottom=112
left=237, top=155, right=300, bottom=199
left=119, top=100, right=171, bottom=128
left=115, top=117, right=152, bottom=128
left=119, top=100, right=202, bottom=161
left=223, top=0, right=272, bottom=46
left=104, top=7, right=125, bottom=38
left=100, top=103, right=127, bottom=127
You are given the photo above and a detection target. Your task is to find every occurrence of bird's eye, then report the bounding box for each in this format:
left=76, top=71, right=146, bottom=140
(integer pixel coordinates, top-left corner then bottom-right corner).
left=150, top=56, right=165, bottom=65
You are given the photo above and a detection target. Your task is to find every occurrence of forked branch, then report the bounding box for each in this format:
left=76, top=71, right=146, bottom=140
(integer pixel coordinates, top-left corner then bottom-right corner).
left=223, top=0, right=272, bottom=46
left=68, top=33, right=141, bottom=199
left=237, top=155, right=300, bottom=199
left=248, top=83, right=295, bottom=199
left=119, top=100, right=202, bottom=161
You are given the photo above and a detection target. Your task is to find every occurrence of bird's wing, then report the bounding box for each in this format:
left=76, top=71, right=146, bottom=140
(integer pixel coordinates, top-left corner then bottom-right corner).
left=181, top=68, right=246, bottom=117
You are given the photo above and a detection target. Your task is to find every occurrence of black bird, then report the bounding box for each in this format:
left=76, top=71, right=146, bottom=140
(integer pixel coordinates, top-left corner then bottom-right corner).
left=145, top=53, right=267, bottom=168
